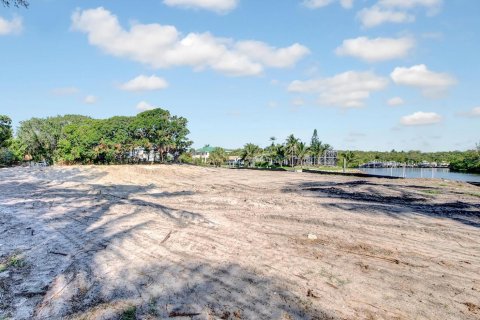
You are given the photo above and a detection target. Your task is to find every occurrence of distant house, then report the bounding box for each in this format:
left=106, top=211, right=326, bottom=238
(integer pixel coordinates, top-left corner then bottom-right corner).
left=192, top=145, right=217, bottom=163
left=227, top=155, right=243, bottom=167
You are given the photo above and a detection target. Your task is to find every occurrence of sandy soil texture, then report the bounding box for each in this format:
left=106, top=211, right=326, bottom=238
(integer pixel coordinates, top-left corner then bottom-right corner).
left=0, top=165, right=479, bottom=319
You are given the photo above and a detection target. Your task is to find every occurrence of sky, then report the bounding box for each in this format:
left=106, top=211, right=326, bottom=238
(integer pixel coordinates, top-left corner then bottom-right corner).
left=0, top=0, right=479, bottom=151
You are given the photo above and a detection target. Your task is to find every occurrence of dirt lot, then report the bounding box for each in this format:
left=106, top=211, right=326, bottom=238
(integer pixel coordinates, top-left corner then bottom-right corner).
left=0, top=165, right=479, bottom=319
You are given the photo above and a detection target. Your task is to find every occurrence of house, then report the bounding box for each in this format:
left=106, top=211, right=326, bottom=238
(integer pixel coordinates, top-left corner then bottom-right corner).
left=192, top=145, right=217, bottom=163
left=227, top=155, right=243, bottom=167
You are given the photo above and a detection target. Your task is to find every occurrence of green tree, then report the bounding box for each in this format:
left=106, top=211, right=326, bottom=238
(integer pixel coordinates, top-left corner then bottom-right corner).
left=241, top=143, right=261, bottom=167
left=285, top=134, right=299, bottom=167
left=209, top=147, right=228, bottom=167
left=297, top=141, right=309, bottom=167
left=341, top=150, right=356, bottom=168
left=17, top=115, right=91, bottom=164
left=0, top=115, right=13, bottom=148
left=1, top=0, right=28, bottom=7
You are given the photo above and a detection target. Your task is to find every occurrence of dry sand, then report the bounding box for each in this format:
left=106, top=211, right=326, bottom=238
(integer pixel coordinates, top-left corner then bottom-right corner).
left=0, top=165, right=479, bottom=319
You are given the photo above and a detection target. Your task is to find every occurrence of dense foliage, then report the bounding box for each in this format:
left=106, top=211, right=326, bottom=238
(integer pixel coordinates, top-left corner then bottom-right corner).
left=208, top=148, right=228, bottom=167
left=1, top=0, right=28, bottom=7
left=0, top=115, right=12, bottom=148
left=0, top=109, right=192, bottom=165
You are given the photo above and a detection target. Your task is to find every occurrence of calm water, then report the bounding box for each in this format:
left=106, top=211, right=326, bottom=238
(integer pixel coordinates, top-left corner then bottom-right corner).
left=359, top=167, right=480, bottom=183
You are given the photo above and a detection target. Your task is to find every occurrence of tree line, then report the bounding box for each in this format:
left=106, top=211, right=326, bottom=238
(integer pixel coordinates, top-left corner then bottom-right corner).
left=0, top=109, right=192, bottom=165
left=204, top=129, right=335, bottom=168
left=339, top=148, right=480, bottom=173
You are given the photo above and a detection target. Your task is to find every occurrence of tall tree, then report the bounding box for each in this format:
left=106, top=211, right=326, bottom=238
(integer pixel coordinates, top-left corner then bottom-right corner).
left=0, top=115, right=13, bottom=148
left=285, top=134, right=299, bottom=167
left=296, top=141, right=308, bottom=167
left=1, top=0, right=28, bottom=7
left=310, top=129, right=321, bottom=165
left=241, top=143, right=261, bottom=167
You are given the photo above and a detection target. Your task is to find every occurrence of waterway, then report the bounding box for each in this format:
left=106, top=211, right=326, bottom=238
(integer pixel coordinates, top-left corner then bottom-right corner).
left=358, top=167, right=480, bottom=182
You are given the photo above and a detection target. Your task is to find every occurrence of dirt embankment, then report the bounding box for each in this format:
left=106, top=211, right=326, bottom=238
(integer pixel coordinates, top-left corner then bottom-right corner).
left=0, top=165, right=479, bottom=319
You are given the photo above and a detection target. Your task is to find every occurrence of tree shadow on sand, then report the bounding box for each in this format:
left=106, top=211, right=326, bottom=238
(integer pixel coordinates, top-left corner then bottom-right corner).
left=0, top=168, right=334, bottom=319
left=282, top=180, right=480, bottom=228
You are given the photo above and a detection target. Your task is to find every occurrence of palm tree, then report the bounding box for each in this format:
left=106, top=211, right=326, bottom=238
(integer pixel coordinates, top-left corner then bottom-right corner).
left=266, top=137, right=277, bottom=165
left=241, top=143, right=261, bottom=167
left=209, top=147, right=228, bottom=167
left=297, top=141, right=309, bottom=167
left=285, top=134, right=299, bottom=167
left=269, top=136, right=276, bottom=146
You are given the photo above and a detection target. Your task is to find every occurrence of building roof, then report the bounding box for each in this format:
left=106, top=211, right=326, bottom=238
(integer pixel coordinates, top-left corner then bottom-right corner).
left=196, top=146, right=216, bottom=153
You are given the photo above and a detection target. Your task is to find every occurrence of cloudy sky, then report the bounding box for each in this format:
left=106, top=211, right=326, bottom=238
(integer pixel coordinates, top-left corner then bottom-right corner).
left=1, top=0, right=479, bottom=151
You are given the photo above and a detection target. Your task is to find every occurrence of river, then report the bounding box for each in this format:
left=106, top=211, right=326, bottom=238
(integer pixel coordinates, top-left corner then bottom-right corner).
left=358, top=167, right=480, bottom=183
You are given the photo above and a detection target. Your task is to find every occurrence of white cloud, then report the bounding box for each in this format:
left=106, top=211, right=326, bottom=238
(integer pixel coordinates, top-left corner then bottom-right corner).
left=391, top=64, right=456, bottom=97
left=357, top=6, right=414, bottom=28
left=458, top=106, right=480, bottom=117
left=400, top=111, right=442, bottom=126
left=0, top=16, right=23, bottom=35
left=84, top=95, right=97, bottom=104
left=163, top=0, right=238, bottom=13
left=336, top=36, right=414, bottom=62
left=71, top=7, right=309, bottom=77
left=303, top=0, right=354, bottom=9
left=51, top=87, right=80, bottom=96
left=234, top=41, right=310, bottom=68
left=387, top=97, right=405, bottom=106
left=136, top=101, right=155, bottom=111
left=121, top=75, right=169, bottom=91
left=379, top=0, right=442, bottom=10
left=358, top=0, right=441, bottom=28
left=468, top=107, right=480, bottom=117
left=288, top=71, right=389, bottom=108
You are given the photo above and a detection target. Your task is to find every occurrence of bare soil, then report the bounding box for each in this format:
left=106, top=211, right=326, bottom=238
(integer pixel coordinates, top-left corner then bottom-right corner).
left=0, top=165, right=479, bottom=319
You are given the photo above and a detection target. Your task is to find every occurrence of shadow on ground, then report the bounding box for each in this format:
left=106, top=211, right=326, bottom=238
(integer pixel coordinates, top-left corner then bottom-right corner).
left=283, top=180, right=480, bottom=228
left=0, top=168, right=333, bottom=319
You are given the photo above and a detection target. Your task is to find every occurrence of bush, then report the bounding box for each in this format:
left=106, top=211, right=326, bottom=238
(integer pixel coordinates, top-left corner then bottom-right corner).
left=0, top=148, right=16, bottom=166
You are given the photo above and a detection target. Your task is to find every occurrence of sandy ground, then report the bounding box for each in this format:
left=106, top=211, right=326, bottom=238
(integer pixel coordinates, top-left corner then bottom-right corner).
left=0, top=165, right=479, bottom=320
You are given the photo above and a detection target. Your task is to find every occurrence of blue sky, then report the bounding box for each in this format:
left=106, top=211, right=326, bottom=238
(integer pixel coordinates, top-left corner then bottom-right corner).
left=0, top=0, right=479, bottom=151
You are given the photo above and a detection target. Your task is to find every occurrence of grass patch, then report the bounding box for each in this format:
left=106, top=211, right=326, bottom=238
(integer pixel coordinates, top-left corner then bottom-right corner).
left=421, top=189, right=441, bottom=195
left=120, top=306, right=136, bottom=320
left=0, top=254, right=26, bottom=272
left=467, top=192, right=480, bottom=198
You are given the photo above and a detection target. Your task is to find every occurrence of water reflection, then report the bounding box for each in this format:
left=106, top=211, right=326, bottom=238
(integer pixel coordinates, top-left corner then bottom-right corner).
left=359, top=167, right=480, bottom=182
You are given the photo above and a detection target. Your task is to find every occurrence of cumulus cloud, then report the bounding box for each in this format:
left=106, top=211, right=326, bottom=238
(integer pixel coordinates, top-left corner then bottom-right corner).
left=336, top=36, right=414, bottom=62
left=234, top=41, right=310, bottom=68
left=400, top=111, right=442, bottom=126
left=303, top=0, right=354, bottom=9
left=357, top=6, right=414, bottom=28
left=84, top=95, right=97, bottom=104
left=163, top=0, right=238, bottom=13
left=357, top=0, right=441, bottom=28
left=391, top=64, right=456, bottom=97
left=0, top=16, right=23, bottom=35
left=71, top=7, right=309, bottom=77
left=51, top=87, right=80, bottom=96
left=387, top=97, right=405, bottom=106
left=136, top=101, right=155, bottom=111
left=121, top=75, right=169, bottom=91
left=288, top=71, right=389, bottom=108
